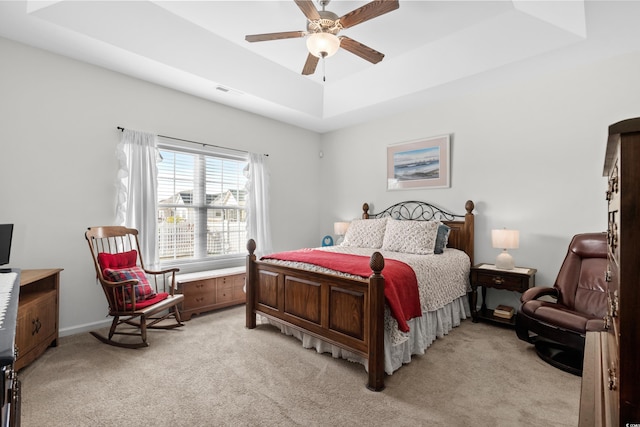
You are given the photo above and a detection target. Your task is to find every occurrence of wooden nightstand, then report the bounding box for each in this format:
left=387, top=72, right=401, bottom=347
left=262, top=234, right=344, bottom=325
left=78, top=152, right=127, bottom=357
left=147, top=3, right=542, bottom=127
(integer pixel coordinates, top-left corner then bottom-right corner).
left=470, top=263, right=536, bottom=327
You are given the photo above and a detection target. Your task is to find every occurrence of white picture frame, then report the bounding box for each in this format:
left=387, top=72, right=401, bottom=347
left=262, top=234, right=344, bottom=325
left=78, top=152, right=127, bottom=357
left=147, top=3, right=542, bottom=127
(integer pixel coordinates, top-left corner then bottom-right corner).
left=387, top=134, right=451, bottom=190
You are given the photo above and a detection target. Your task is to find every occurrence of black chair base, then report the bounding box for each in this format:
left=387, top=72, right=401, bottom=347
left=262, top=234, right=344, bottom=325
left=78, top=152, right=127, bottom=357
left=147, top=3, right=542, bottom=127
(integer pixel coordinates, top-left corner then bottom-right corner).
left=534, top=339, right=583, bottom=376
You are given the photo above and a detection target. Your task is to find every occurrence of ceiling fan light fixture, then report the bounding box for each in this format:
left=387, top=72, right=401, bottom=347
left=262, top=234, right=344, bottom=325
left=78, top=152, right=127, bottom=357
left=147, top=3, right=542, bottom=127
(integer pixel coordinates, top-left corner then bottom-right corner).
left=306, top=32, right=340, bottom=58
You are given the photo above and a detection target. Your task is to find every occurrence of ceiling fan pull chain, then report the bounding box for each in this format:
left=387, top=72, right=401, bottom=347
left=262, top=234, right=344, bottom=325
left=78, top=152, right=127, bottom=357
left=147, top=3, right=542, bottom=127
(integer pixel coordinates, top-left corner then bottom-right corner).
left=322, top=55, right=326, bottom=82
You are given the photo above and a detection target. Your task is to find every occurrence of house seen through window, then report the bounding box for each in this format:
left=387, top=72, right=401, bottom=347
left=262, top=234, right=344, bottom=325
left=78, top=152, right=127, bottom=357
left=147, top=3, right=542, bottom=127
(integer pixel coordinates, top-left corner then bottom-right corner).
left=157, top=142, right=248, bottom=264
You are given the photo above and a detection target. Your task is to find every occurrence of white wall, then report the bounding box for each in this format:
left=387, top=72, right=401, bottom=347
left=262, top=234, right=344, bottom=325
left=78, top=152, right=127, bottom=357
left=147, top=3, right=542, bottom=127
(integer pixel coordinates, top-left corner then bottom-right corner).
left=0, top=37, right=321, bottom=335
left=319, top=51, right=640, bottom=309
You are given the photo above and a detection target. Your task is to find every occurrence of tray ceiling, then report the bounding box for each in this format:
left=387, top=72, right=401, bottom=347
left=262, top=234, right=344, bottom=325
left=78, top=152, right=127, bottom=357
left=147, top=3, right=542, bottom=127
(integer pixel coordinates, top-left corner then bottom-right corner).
left=1, top=1, right=640, bottom=133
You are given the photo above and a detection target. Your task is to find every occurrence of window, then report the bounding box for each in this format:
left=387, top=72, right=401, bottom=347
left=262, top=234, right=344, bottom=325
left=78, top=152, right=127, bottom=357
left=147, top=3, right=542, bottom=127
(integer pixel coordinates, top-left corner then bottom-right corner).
left=156, top=141, right=248, bottom=265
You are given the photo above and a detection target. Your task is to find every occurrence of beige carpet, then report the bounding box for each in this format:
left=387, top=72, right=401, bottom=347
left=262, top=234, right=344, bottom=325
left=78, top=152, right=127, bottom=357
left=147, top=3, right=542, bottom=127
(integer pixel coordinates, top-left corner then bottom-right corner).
left=19, top=306, right=580, bottom=426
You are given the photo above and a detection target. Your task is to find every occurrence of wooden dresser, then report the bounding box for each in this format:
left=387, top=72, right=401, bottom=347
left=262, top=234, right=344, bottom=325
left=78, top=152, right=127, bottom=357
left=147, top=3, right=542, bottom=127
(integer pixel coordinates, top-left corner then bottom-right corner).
left=16, top=269, right=61, bottom=371
left=176, top=267, right=245, bottom=321
left=579, top=118, right=640, bottom=426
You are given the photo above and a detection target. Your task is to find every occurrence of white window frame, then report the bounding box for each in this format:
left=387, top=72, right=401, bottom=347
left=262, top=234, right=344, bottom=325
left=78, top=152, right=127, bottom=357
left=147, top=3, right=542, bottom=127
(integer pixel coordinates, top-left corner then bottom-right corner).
left=156, top=138, right=249, bottom=271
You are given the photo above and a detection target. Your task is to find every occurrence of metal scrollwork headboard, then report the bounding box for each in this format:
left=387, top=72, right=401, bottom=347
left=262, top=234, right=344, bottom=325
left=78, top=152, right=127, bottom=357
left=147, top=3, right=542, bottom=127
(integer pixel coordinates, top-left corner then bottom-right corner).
left=362, top=200, right=473, bottom=221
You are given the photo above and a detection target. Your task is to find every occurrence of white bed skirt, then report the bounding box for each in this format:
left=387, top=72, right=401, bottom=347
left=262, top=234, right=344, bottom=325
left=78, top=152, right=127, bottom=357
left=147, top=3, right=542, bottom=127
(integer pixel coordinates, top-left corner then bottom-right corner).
left=259, top=295, right=471, bottom=375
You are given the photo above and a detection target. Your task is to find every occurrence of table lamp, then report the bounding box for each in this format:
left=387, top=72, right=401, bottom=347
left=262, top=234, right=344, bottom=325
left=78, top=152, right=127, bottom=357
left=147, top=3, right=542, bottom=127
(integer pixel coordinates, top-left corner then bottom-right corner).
left=334, top=222, right=350, bottom=245
left=491, top=229, right=519, bottom=270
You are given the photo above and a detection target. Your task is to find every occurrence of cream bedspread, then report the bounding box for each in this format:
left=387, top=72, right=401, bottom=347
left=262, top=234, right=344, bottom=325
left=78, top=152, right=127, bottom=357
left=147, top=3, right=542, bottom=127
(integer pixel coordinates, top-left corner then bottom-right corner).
left=259, top=246, right=472, bottom=374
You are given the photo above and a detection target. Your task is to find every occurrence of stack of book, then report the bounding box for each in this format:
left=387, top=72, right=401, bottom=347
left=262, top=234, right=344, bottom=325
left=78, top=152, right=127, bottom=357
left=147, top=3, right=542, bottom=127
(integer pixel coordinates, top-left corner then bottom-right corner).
left=493, top=304, right=515, bottom=319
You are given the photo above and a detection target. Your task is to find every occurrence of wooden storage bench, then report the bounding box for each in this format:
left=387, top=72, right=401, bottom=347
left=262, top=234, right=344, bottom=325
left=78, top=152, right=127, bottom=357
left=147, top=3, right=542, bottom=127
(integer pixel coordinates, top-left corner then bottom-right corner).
left=175, top=266, right=246, bottom=321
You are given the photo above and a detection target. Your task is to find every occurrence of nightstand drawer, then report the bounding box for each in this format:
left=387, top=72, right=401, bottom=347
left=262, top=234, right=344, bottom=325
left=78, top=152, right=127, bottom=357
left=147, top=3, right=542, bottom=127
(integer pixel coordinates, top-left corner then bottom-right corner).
left=474, top=272, right=529, bottom=292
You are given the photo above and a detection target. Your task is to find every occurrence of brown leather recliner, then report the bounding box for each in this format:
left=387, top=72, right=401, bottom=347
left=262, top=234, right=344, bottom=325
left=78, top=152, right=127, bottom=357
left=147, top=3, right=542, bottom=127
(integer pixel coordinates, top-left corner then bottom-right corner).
left=515, top=232, right=608, bottom=375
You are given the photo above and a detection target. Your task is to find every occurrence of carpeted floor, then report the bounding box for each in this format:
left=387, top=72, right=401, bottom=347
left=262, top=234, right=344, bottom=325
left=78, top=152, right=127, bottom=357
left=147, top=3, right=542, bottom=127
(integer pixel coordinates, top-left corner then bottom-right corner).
left=19, top=305, right=580, bottom=426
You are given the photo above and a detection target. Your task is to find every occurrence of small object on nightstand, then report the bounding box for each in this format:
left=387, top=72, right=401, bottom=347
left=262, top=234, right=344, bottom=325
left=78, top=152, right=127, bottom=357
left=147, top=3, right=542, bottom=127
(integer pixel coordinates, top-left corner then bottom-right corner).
left=322, top=235, right=333, bottom=247
left=470, top=263, right=536, bottom=327
left=493, top=304, right=515, bottom=319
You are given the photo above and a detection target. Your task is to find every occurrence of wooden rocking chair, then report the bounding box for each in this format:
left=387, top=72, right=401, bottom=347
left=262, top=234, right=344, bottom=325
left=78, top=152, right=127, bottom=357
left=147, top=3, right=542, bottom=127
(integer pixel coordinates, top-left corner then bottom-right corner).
left=86, top=226, right=184, bottom=348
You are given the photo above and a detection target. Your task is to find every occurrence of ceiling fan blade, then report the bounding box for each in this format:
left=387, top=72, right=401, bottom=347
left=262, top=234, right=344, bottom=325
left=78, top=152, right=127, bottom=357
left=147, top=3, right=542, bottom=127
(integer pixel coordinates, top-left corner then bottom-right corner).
left=339, top=0, right=399, bottom=29
left=339, top=36, right=384, bottom=64
left=302, top=53, right=319, bottom=75
left=245, top=31, right=306, bottom=42
left=294, top=0, right=320, bottom=21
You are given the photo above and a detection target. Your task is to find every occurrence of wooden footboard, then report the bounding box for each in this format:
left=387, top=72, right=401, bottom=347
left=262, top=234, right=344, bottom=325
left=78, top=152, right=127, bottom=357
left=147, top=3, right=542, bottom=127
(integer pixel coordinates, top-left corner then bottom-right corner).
left=246, top=239, right=386, bottom=391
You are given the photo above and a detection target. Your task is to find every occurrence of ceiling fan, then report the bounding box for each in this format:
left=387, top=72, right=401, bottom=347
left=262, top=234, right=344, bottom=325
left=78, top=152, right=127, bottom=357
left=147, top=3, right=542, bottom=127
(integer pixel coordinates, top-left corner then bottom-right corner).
left=245, top=0, right=399, bottom=77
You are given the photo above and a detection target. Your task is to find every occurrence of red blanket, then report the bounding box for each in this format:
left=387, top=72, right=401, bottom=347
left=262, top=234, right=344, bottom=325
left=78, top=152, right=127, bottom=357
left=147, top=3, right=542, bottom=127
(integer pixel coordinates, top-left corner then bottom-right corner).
left=261, top=249, right=421, bottom=332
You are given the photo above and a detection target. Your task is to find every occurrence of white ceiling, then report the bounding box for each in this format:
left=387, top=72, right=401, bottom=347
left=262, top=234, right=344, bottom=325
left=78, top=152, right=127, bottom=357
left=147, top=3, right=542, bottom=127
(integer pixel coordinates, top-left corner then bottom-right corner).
left=2, top=1, right=640, bottom=133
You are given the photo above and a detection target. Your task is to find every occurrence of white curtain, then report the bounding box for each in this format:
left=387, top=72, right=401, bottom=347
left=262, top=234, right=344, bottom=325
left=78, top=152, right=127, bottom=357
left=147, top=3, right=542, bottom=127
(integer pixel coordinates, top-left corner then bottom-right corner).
left=245, top=152, right=273, bottom=258
left=115, top=129, right=160, bottom=268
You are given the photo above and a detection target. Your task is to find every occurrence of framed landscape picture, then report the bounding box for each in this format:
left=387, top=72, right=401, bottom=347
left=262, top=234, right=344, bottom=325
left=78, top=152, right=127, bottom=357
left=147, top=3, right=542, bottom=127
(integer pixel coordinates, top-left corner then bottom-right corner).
left=387, top=134, right=450, bottom=190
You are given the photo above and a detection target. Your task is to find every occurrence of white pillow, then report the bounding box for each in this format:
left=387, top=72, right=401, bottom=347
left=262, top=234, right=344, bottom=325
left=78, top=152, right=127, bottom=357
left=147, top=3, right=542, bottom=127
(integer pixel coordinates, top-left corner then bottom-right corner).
left=341, top=218, right=388, bottom=248
left=381, top=219, right=439, bottom=254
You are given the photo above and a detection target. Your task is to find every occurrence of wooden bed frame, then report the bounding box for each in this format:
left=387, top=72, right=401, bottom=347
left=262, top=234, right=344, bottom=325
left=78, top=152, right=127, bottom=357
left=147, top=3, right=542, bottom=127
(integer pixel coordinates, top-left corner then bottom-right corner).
left=246, top=200, right=475, bottom=391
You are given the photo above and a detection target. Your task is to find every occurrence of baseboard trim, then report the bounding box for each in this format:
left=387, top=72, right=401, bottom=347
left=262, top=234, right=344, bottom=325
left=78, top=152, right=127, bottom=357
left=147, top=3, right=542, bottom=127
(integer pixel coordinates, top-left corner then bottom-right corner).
left=59, top=319, right=112, bottom=338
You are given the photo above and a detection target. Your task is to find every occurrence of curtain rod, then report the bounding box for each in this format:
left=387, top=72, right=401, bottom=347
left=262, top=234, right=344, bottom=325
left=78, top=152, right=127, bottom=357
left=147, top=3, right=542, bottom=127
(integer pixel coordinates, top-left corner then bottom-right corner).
left=117, top=127, right=268, bottom=156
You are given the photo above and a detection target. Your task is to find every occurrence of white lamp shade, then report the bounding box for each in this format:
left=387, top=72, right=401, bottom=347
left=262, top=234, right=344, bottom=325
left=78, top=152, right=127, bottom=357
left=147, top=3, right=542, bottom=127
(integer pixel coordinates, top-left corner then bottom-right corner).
left=307, top=33, right=341, bottom=58
left=334, top=222, right=350, bottom=236
left=492, top=229, right=519, bottom=269
left=491, top=229, right=519, bottom=249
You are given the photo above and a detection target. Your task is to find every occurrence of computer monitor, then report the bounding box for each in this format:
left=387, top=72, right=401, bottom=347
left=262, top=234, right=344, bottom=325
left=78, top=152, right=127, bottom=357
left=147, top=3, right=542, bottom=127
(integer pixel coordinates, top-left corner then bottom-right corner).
left=0, top=224, right=14, bottom=267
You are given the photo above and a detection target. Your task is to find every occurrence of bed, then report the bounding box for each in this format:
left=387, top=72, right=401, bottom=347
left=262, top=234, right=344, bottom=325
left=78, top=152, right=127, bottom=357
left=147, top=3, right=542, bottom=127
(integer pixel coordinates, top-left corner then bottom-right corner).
left=245, top=200, right=475, bottom=391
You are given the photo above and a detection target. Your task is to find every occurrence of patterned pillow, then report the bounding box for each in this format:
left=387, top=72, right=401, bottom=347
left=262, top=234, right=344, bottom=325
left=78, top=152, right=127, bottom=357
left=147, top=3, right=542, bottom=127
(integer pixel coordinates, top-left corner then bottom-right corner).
left=103, top=266, right=156, bottom=303
left=341, top=218, right=388, bottom=248
left=434, top=223, right=451, bottom=254
left=382, top=219, right=439, bottom=254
